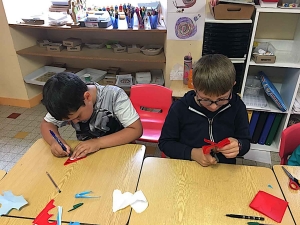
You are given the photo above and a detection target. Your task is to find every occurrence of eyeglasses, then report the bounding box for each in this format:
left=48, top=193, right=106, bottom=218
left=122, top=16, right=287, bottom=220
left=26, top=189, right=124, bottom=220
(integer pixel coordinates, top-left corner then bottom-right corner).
left=196, top=90, right=232, bottom=106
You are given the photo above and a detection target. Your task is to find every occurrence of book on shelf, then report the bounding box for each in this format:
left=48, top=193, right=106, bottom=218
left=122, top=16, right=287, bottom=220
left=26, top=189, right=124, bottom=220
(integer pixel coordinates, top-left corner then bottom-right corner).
left=251, top=111, right=268, bottom=144
left=249, top=111, right=260, bottom=138
left=258, top=112, right=276, bottom=145
left=265, top=113, right=284, bottom=146
left=259, top=71, right=287, bottom=112
left=247, top=110, right=253, bottom=123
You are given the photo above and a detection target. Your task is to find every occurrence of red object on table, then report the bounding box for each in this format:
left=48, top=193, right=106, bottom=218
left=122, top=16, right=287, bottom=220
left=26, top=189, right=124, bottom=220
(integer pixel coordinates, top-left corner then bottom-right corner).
left=64, top=156, right=86, bottom=165
left=249, top=191, right=288, bottom=223
left=202, top=138, right=230, bottom=154
left=33, top=199, right=57, bottom=225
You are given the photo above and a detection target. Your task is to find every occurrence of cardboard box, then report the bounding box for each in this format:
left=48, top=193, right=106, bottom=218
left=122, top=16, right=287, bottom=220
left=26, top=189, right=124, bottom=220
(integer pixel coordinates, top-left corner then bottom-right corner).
left=210, top=3, right=255, bottom=20
left=100, top=75, right=117, bottom=85
left=63, top=38, right=82, bottom=47
left=67, top=45, right=82, bottom=52
left=127, top=44, right=141, bottom=54
left=47, top=45, right=64, bottom=52
left=37, top=40, right=51, bottom=48
left=112, top=44, right=126, bottom=53
left=252, top=54, right=276, bottom=63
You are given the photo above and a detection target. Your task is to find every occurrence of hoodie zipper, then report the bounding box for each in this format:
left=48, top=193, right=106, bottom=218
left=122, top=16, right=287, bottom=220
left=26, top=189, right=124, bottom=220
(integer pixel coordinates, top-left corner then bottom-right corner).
left=188, top=104, right=231, bottom=142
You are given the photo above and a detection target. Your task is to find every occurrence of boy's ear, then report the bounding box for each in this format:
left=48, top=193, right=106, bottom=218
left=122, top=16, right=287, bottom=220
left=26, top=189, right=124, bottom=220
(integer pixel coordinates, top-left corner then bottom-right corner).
left=234, top=81, right=236, bottom=86
left=83, top=91, right=91, bottom=101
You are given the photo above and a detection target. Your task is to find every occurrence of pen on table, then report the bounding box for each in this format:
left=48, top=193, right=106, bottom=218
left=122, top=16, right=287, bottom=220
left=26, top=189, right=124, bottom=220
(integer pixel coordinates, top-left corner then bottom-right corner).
left=226, top=214, right=264, bottom=221
left=49, top=130, right=70, bottom=157
left=68, top=203, right=84, bottom=212
left=46, top=171, right=61, bottom=193
left=247, top=222, right=275, bottom=225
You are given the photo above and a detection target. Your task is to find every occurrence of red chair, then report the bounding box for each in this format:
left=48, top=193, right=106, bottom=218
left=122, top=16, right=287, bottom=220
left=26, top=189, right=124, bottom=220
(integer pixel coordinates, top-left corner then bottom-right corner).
left=130, top=84, right=173, bottom=157
left=279, top=123, right=300, bottom=165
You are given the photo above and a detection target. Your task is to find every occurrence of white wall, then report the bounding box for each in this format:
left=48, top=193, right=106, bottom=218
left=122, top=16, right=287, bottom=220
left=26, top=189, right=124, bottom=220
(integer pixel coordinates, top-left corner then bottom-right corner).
left=3, top=0, right=50, bottom=23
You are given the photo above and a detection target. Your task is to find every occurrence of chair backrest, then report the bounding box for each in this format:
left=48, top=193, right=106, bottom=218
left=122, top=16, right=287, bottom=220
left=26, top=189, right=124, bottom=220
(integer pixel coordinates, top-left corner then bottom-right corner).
left=279, top=123, right=300, bottom=165
left=130, top=84, right=173, bottom=124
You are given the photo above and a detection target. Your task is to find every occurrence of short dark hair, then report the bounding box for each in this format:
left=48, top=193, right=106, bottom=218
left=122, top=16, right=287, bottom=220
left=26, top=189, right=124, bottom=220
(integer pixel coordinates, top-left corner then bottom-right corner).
left=193, top=54, right=235, bottom=96
left=42, top=72, right=87, bottom=120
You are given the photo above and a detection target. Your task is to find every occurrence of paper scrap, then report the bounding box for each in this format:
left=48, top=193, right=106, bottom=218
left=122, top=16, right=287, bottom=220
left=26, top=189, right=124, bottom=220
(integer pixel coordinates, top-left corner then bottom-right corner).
left=0, top=191, right=28, bottom=216
left=57, top=206, right=62, bottom=225
left=113, top=189, right=148, bottom=213
left=64, top=156, right=86, bottom=165
left=33, top=199, right=57, bottom=225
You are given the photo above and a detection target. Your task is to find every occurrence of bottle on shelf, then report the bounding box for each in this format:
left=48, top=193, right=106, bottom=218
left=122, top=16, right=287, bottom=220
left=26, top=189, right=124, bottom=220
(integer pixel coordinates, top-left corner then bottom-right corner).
left=183, top=53, right=192, bottom=85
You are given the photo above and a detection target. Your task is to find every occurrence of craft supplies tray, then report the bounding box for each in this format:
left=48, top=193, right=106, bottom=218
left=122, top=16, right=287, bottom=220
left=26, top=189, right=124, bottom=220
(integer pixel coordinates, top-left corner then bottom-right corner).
left=115, top=74, right=133, bottom=87
left=85, top=43, right=105, bottom=49
left=24, top=66, right=66, bottom=86
left=150, top=69, right=164, bottom=85
left=75, top=68, right=107, bottom=83
left=141, top=45, right=163, bottom=56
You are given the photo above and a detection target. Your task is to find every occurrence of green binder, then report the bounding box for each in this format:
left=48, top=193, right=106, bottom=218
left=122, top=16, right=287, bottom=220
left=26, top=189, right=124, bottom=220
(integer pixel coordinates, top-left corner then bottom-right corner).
left=265, top=113, right=283, bottom=146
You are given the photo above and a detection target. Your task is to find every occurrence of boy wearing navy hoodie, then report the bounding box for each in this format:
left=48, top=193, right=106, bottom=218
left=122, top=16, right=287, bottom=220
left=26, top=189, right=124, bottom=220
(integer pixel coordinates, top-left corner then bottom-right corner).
left=159, top=54, right=250, bottom=166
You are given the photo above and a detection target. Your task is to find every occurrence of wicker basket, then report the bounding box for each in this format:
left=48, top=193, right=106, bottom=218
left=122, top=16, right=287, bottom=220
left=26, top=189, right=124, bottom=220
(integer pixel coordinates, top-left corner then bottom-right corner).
left=140, top=45, right=163, bottom=56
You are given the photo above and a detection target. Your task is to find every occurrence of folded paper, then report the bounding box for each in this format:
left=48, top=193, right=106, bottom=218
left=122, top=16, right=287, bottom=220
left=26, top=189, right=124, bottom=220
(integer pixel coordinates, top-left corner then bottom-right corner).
left=113, top=189, right=148, bottom=213
left=75, top=190, right=100, bottom=198
left=0, top=190, right=28, bottom=216
left=202, top=138, right=230, bottom=154
left=64, top=156, right=86, bottom=166
left=57, top=206, right=62, bottom=225
left=249, top=191, right=288, bottom=223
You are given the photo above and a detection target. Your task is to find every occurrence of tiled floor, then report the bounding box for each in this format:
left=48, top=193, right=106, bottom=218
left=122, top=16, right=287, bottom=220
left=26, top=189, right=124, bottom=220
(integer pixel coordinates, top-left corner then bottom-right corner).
left=0, top=103, right=77, bottom=172
left=0, top=103, right=281, bottom=173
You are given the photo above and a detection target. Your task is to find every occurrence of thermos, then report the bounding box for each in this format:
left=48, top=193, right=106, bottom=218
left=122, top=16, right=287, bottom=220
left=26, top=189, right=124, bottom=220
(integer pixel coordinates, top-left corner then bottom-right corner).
left=183, top=53, right=192, bottom=85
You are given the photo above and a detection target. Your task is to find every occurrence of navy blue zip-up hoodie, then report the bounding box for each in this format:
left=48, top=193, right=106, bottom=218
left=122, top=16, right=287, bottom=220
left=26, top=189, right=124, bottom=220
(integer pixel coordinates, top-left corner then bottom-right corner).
left=159, top=90, right=251, bottom=164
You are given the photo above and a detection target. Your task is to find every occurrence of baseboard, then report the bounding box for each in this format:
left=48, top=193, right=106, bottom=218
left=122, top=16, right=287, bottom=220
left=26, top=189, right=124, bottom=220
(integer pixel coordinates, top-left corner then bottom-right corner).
left=0, top=93, right=43, bottom=108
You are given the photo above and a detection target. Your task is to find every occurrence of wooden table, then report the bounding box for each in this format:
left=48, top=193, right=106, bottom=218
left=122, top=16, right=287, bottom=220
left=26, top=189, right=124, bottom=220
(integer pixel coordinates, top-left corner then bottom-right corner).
left=0, top=139, right=145, bottom=225
left=0, top=169, right=6, bottom=180
left=0, top=217, right=69, bottom=225
left=170, top=80, right=192, bottom=98
left=129, top=158, right=294, bottom=225
left=273, top=165, right=300, bottom=225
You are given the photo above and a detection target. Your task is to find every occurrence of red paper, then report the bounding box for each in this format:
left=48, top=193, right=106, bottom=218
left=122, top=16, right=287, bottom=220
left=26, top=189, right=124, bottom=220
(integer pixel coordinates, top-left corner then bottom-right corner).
left=64, top=156, right=86, bottom=165
left=249, top=191, right=288, bottom=223
left=33, top=199, right=57, bottom=225
left=202, top=138, right=230, bottom=154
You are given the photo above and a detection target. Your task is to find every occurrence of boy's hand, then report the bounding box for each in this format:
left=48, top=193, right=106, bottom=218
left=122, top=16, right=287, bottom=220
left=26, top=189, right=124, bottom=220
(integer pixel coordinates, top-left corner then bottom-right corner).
left=50, top=140, right=71, bottom=157
left=191, top=148, right=217, bottom=167
left=71, top=139, right=100, bottom=159
left=217, top=137, right=239, bottom=158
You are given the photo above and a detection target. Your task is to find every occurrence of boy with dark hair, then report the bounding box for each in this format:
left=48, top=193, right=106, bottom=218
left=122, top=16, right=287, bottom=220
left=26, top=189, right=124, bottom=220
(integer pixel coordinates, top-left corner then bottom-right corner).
left=41, top=72, right=142, bottom=159
left=159, top=54, right=250, bottom=166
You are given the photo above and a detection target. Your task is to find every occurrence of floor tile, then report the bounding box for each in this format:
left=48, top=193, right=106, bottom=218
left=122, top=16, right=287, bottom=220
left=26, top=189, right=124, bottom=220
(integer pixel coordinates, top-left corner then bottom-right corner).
left=243, top=159, right=257, bottom=166
left=2, top=153, right=18, bottom=162
left=0, top=161, right=8, bottom=170
left=11, top=154, right=23, bottom=163
left=7, top=113, right=21, bottom=119
left=4, top=162, right=16, bottom=172
left=14, top=132, right=29, bottom=139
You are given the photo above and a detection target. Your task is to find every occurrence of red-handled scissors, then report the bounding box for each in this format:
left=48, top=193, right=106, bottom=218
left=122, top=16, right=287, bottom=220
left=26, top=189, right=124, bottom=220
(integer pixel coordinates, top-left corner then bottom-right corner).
left=282, top=167, right=300, bottom=190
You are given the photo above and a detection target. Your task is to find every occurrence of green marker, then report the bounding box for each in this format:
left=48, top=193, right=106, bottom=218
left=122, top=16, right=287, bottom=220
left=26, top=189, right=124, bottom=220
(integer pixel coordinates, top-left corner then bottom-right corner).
left=68, top=203, right=84, bottom=212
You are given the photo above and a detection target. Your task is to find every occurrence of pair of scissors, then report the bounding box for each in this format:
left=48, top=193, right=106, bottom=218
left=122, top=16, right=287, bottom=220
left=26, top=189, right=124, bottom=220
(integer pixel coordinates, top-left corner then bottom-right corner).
left=282, top=167, right=300, bottom=190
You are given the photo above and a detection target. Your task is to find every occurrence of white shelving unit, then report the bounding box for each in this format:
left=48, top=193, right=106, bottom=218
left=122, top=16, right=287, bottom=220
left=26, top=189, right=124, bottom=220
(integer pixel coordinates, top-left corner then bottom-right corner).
left=241, top=7, right=300, bottom=154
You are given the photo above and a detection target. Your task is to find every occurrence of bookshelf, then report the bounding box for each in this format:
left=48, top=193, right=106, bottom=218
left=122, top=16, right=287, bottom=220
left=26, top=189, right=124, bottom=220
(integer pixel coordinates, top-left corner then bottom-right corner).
left=241, top=7, right=300, bottom=153
left=9, top=23, right=167, bottom=91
